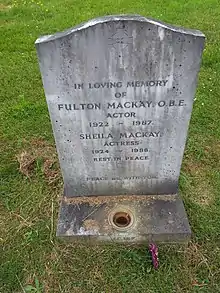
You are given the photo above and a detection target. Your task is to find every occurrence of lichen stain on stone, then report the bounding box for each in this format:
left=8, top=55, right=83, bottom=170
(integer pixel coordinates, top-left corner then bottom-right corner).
left=65, top=222, right=75, bottom=236
left=78, top=226, right=100, bottom=236
left=83, top=219, right=100, bottom=232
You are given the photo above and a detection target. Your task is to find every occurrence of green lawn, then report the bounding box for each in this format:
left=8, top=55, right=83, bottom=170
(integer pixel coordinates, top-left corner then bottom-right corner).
left=1, top=0, right=220, bottom=292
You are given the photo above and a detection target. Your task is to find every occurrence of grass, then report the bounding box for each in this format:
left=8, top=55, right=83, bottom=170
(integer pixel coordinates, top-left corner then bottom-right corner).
left=1, top=0, right=220, bottom=292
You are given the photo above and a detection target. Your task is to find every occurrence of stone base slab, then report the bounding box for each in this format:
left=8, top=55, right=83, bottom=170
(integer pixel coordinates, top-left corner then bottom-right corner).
left=56, top=194, right=191, bottom=243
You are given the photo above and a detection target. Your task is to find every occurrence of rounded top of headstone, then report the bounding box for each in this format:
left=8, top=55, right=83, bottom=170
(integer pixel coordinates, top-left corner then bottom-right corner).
left=35, top=14, right=205, bottom=44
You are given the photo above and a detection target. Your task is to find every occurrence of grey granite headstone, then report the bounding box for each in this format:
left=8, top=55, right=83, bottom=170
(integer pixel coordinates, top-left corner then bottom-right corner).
left=36, top=15, right=205, bottom=243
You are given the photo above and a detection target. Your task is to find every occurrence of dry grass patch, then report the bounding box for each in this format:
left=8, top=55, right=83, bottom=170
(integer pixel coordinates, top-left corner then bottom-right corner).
left=16, top=138, right=61, bottom=185
left=184, top=242, right=213, bottom=288
left=204, top=141, right=220, bottom=167
left=183, top=155, right=206, bottom=176
left=0, top=205, right=9, bottom=244
left=185, top=242, right=206, bottom=267
left=191, top=177, right=214, bottom=206
left=0, top=3, right=11, bottom=11
left=183, top=157, right=214, bottom=206
left=0, top=203, right=35, bottom=245
left=17, top=151, right=35, bottom=177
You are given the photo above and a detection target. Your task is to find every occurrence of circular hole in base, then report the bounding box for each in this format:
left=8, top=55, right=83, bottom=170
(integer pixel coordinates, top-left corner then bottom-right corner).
left=113, top=212, right=131, bottom=228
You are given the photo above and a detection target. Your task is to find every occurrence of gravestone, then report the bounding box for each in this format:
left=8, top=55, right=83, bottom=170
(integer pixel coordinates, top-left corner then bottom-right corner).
left=35, top=15, right=205, bottom=243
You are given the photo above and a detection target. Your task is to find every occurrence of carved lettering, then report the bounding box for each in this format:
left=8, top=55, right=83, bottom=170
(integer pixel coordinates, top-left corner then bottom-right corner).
left=119, top=132, right=160, bottom=138
left=89, top=81, right=123, bottom=89
left=58, top=103, right=101, bottom=110
left=106, top=112, right=136, bottom=118
left=80, top=133, right=113, bottom=139
left=125, top=156, right=149, bottom=160
left=103, top=140, right=141, bottom=146
left=126, top=79, right=168, bottom=87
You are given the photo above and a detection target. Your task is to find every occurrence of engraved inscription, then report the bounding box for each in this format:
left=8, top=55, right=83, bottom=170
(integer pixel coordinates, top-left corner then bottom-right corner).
left=54, top=77, right=188, bottom=170
left=54, top=77, right=185, bottom=169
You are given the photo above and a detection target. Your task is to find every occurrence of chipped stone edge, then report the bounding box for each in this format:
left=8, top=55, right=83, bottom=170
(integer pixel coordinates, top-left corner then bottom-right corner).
left=35, top=14, right=205, bottom=44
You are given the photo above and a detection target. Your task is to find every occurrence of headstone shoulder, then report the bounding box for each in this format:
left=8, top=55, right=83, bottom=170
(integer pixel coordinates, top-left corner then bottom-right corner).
left=35, top=14, right=205, bottom=45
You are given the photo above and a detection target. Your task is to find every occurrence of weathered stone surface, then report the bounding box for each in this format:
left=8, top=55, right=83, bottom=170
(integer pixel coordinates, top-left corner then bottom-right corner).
left=57, top=194, right=191, bottom=243
left=36, top=15, right=205, bottom=197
